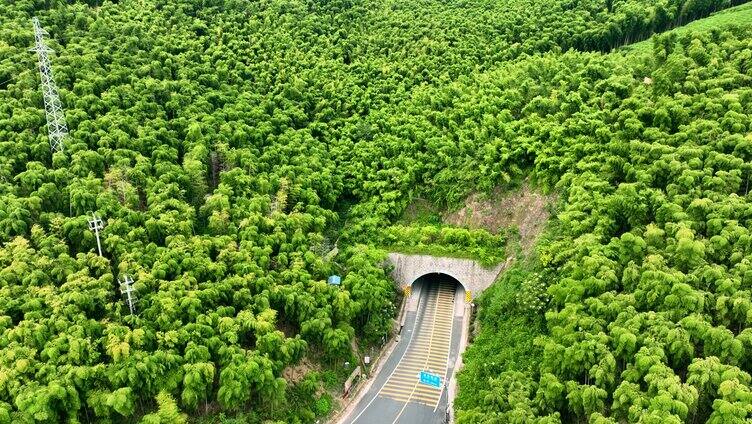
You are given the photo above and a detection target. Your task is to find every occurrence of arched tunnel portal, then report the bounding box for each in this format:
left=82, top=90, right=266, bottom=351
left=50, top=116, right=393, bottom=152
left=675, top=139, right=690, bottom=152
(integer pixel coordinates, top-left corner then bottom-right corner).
left=387, top=252, right=506, bottom=301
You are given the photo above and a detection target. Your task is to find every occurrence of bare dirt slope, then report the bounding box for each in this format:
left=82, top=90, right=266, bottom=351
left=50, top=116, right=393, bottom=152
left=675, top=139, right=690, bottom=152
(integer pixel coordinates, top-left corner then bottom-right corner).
left=443, top=182, right=556, bottom=255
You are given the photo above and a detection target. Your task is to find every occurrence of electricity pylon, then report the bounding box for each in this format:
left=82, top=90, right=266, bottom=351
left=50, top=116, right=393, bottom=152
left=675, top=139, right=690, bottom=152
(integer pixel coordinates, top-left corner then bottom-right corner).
left=30, top=17, right=68, bottom=153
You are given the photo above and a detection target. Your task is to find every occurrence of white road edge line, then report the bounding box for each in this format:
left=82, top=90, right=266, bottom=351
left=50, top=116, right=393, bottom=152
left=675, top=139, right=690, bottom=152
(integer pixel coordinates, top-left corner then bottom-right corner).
left=347, top=284, right=426, bottom=424
left=390, top=285, right=443, bottom=424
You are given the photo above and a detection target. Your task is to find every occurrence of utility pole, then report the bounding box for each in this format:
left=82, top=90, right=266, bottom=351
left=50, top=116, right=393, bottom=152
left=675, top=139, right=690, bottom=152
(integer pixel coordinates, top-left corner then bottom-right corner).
left=30, top=17, right=68, bottom=153
left=119, top=275, right=137, bottom=315
left=87, top=213, right=104, bottom=256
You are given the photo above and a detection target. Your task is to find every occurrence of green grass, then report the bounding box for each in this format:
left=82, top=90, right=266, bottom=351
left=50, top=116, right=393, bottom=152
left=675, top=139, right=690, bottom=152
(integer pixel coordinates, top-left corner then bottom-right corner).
left=381, top=244, right=502, bottom=267
left=623, top=2, right=752, bottom=54
left=398, top=198, right=444, bottom=225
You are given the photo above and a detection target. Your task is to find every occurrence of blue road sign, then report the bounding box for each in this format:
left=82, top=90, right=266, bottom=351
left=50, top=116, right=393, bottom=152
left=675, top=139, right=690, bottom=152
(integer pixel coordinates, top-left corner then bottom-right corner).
left=419, top=371, right=442, bottom=388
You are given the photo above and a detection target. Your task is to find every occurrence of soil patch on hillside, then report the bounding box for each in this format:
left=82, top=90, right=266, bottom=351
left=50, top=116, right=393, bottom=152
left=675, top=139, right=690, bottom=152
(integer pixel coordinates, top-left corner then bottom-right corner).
left=443, top=182, right=556, bottom=255
left=282, top=357, right=320, bottom=385
left=399, top=197, right=442, bottom=224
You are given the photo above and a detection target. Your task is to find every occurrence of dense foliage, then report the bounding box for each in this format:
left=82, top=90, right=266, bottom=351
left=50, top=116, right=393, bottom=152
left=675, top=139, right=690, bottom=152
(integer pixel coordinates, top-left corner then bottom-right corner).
left=1, top=0, right=750, bottom=422
left=454, top=23, right=752, bottom=423
left=380, top=224, right=507, bottom=266
left=1, top=0, right=402, bottom=422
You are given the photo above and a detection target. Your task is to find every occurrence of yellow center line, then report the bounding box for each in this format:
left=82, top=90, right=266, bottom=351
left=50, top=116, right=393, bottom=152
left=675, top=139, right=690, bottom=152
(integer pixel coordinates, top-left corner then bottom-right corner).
left=434, top=287, right=456, bottom=411
left=389, top=283, right=455, bottom=423
left=389, top=286, right=443, bottom=424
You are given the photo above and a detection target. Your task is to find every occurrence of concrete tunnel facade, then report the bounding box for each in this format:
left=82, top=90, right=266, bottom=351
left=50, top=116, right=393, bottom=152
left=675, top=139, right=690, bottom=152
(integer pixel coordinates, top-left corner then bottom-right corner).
left=386, top=252, right=507, bottom=300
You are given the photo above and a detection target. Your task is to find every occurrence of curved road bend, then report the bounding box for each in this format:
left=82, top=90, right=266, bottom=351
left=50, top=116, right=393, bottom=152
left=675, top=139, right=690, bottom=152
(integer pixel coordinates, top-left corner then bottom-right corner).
left=343, top=278, right=464, bottom=424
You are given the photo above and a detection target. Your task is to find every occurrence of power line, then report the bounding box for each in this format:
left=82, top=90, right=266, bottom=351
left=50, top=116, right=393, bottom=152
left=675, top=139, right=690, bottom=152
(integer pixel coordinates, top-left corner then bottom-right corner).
left=0, top=69, right=34, bottom=88
left=29, top=17, right=68, bottom=154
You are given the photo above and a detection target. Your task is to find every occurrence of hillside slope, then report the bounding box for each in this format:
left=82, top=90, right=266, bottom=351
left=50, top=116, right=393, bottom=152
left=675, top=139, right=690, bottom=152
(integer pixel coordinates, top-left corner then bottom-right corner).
left=0, top=0, right=751, bottom=422
left=625, top=2, right=752, bottom=54
left=452, top=16, right=752, bottom=424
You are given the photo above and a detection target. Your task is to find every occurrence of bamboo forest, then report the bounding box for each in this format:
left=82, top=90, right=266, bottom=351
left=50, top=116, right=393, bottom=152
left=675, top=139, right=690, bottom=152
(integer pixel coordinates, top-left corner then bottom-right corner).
left=1, top=0, right=752, bottom=422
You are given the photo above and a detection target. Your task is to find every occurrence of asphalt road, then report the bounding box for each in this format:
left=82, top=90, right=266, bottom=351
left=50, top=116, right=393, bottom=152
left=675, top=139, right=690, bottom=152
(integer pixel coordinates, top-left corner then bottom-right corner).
left=342, top=279, right=464, bottom=424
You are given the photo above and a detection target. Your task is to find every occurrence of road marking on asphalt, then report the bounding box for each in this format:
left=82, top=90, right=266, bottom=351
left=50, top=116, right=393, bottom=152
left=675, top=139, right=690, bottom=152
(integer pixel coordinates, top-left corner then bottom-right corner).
left=435, top=286, right=456, bottom=412
left=379, top=281, right=456, bottom=416
left=346, top=283, right=427, bottom=424
left=387, top=287, right=444, bottom=423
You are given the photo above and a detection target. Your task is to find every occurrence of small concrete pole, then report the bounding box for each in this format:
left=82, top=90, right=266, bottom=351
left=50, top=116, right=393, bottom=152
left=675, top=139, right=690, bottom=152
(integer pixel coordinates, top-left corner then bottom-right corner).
left=119, top=275, right=137, bottom=315
left=87, top=213, right=104, bottom=256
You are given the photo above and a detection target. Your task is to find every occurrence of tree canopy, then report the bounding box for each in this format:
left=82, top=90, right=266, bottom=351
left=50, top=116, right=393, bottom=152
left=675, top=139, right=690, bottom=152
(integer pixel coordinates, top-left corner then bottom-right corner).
left=1, top=0, right=751, bottom=422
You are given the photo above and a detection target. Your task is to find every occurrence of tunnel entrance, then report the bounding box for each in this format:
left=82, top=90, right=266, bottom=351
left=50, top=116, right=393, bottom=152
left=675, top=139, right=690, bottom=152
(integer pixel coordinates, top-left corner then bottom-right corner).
left=388, top=252, right=505, bottom=301
left=409, top=273, right=465, bottom=317
left=411, top=272, right=463, bottom=292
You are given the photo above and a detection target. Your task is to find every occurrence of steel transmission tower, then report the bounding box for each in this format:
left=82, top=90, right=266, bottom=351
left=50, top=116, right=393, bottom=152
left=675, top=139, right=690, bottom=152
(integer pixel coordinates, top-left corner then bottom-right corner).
left=30, top=17, right=68, bottom=153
